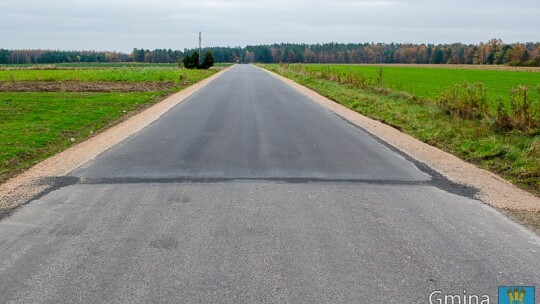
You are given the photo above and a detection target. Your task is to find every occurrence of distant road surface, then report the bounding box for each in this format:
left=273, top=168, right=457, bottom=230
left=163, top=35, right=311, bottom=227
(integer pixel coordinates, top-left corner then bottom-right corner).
left=0, top=65, right=538, bottom=303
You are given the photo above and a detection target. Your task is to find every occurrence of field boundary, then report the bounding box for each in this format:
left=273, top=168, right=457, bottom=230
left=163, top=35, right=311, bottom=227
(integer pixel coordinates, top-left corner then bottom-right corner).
left=339, top=63, right=540, bottom=72
left=257, top=65, right=540, bottom=212
left=0, top=65, right=234, bottom=214
left=0, top=80, right=177, bottom=92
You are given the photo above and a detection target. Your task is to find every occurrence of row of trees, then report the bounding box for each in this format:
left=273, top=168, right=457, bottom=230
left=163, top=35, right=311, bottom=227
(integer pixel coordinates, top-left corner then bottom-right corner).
left=0, top=49, right=117, bottom=64
left=130, top=48, right=183, bottom=63
left=182, top=51, right=214, bottom=69
left=1, top=39, right=539, bottom=66
left=0, top=48, right=183, bottom=64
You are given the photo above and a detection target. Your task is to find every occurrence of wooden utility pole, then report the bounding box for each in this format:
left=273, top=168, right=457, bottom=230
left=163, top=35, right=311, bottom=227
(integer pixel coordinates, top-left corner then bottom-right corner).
left=199, top=31, right=202, bottom=65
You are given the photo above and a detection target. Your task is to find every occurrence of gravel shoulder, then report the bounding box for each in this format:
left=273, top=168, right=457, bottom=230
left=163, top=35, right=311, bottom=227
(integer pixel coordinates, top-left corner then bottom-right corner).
left=0, top=66, right=232, bottom=216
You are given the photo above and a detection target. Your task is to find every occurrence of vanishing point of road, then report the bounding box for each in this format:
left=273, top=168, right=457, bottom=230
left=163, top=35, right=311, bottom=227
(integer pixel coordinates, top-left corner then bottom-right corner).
left=0, top=65, right=538, bottom=303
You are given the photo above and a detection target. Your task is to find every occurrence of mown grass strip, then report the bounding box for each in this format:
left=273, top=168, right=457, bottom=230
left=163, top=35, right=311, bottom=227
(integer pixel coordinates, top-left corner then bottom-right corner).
left=0, top=68, right=216, bottom=82
left=261, top=64, right=540, bottom=196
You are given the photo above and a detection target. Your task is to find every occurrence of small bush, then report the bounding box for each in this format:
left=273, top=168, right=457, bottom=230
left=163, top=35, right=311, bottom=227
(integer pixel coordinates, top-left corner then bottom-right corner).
left=376, top=68, right=383, bottom=85
left=509, top=86, right=533, bottom=130
left=178, top=73, right=188, bottom=85
left=495, top=85, right=540, bottom=131
left=436, top=82, right=488, bottom=119
left=495, top=97, right=513, bottom=131
left=526, top=137, right=540, bottom=158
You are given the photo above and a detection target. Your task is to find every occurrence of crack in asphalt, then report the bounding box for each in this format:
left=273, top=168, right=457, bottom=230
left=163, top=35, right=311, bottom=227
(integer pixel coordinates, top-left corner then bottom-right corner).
left=75, top=175, right=478, bottom=199
left=77, top=176, right=430, bottom=185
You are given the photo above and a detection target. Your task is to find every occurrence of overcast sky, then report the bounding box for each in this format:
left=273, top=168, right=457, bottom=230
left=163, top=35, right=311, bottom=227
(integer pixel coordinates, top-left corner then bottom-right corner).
left=1, top=0, right=538, bottom=52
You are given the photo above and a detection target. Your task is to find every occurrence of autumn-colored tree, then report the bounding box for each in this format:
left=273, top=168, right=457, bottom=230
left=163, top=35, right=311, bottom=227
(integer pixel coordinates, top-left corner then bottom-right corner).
left=287, top=50, right=296, bottom=63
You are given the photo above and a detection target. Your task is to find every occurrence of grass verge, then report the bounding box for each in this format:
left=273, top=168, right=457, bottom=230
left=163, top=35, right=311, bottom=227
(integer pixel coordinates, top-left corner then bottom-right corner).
left=261, top=64, right=540, bottom=196
left=0, top=92, right=166, bottom=183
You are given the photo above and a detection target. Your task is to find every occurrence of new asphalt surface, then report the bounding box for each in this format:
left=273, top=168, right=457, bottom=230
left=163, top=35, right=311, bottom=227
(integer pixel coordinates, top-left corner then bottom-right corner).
left=0, top=65, right=538, bottom=303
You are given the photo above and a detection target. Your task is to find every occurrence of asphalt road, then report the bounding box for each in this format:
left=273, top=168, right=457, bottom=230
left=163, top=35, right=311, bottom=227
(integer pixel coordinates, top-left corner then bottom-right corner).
left=0, top=65, right=538, bottom=303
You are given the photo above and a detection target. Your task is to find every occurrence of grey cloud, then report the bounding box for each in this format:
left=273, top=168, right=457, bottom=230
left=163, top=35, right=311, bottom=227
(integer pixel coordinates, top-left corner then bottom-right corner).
left=0, top=0, right=538, bottom=51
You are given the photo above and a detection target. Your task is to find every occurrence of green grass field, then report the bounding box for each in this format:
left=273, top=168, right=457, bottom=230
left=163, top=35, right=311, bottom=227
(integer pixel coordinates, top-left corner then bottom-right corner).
left=262, top=64, right=540, bottom=195
left=0, top=63, right=179, bottom=68
left=0, top=92, right=169, bottom=182
left=299, top=64, right=540, bottom=105
left=0, top=62, right=233, bottom=69
left=0, top=67, right=216, bottom=83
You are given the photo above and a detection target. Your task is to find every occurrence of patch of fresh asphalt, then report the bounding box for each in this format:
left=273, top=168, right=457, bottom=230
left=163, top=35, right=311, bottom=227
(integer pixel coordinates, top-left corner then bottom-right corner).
left=71, top=65, right=429, bottom=182
left=0, top=65, right=538, bottom=303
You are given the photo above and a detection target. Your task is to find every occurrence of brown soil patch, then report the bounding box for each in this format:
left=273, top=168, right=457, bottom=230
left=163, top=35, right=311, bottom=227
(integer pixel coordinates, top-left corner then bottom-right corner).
left=0, top=81, right=177, bottom=92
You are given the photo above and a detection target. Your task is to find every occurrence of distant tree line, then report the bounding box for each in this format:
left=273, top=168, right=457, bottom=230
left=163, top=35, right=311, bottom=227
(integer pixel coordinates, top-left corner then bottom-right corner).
left=201, top=39, right=539, bottom=66
left=181, top=39, right=540, bottom=66
left=0, top=49, right=183, bottom=64
left=1, top=39, right=539, bottom=66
